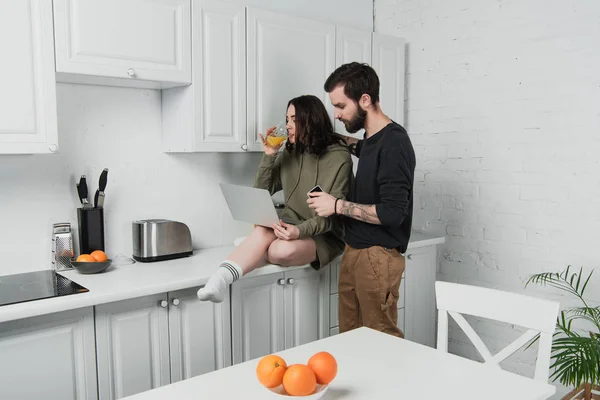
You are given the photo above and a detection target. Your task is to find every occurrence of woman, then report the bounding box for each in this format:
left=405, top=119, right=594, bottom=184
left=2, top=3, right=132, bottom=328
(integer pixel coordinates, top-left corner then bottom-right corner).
left=197, top=95, right=353, bottom=303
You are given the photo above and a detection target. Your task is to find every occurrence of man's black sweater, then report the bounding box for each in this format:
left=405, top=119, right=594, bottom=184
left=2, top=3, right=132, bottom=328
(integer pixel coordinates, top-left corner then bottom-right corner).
left=344, top=122, right=416, bottom=253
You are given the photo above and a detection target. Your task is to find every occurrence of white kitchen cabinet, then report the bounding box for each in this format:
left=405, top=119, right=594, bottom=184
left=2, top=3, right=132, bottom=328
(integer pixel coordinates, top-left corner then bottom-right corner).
left=53, top=0, right=191, bottom=89
left=231, top=267, right=328, bottom=363
left=96, top=288, right=231, bottom=400
left=246, top=7, right=335, bottom=151
left=162, top=0, right=247, bottom=152
left=284, top=267, right=325, bottom=349
left=334, top=26, right=372, bottom=137
left=0, top=307, right=97, bottom=400
left=0, top=0, right=58, bottom=154
left=404, top=246, right=438, bottom=348
left=167, top=287, right=232, bottom=383
left=95, top=294, right=171, bottom=400
left=372, top=33, right=406, bottom=126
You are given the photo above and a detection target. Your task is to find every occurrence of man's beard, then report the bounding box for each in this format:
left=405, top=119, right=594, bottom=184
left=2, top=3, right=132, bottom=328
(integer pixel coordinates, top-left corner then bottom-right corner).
left=343, top=107, right=367, bottom=133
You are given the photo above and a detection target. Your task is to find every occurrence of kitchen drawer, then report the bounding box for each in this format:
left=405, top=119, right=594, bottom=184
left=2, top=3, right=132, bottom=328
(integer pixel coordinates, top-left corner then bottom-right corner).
left=398, top=278, right=406, bottom=308
left=329, top=260, right=340, bottom=294
left=330, top=326, right=339, bottom=336
left=330, top=294, right=338, bottom=328
left=397, top=307, right=405, bottom=333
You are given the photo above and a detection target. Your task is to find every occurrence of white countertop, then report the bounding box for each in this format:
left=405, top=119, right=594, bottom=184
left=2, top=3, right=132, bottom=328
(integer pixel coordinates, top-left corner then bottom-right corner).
left=122, top=326, right=555, bottom=400
left=0, top=232, right=444, bottom=324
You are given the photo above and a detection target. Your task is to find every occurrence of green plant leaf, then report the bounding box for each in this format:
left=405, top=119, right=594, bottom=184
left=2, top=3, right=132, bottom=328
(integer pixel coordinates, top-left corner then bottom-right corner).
left=526, top=266, right=600, bottom=387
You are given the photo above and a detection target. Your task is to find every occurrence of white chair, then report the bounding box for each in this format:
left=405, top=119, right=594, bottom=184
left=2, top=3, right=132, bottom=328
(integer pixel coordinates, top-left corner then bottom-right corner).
left=435, top=281, right=560, bottom=383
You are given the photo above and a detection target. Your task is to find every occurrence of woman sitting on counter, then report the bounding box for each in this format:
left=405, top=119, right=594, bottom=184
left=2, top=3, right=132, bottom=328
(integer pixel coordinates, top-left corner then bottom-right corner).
left=197, top=95, right=353, bottom=303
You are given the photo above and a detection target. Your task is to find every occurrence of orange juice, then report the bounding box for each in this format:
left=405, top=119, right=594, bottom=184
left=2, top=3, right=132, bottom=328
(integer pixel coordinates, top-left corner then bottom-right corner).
left=266, top=136, right=286, bottom=147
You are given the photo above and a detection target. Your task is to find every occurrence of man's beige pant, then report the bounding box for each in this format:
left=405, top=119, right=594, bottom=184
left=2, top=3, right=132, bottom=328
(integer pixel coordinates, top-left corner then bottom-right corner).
left=338, top=244, right=406, bottom=338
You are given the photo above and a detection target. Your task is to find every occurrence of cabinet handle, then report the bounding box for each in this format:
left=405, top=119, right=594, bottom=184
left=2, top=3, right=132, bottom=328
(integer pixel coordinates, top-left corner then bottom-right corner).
left=277, top=278, right=286, bottom=285
left=159, top=300, right=168, bottom=308
left=287, top=278, right=295, bottom=285
left=172, top=298, right=180, bottom=306
left=127, top=68, right=136, bottom=77
left=241, top=144, right=248, bottom=151
left=48, top=144, right=58, bottom=153
left=406, top=254, right=413, bottom=260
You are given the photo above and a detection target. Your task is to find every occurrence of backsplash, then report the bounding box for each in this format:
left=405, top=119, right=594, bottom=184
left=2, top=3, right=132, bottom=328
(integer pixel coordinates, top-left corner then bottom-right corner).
left=0, top=83, right=262, bottom=275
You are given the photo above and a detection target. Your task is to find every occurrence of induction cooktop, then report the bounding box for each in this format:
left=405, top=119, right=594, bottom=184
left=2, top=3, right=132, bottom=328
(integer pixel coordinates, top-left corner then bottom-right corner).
left=0, top=270, right=89, bottom=307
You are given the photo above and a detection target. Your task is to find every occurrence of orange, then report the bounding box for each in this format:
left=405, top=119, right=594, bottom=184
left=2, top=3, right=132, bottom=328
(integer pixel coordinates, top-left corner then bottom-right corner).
left=76, top=254, right=96, bottom=262
left=90, top=250, right=108, bottom=262
left=282, top=364, right=316, bottom=396
left=256, top=354, right=287, bottom=388
left=308, top=351, right=337, bottom=384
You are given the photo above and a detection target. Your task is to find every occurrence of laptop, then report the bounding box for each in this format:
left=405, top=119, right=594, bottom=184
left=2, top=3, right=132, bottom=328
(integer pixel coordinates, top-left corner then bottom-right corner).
left=219, top=182, right=296, bottom=228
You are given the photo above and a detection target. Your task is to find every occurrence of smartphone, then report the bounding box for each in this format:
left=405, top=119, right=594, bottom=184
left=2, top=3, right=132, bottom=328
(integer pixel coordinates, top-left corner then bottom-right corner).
left=307, top=185, right=323, bottom=198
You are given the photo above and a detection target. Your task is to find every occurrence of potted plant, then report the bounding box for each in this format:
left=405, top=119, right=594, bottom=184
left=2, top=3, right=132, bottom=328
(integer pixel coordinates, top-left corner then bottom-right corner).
left=526, top=267, right=600, bottom=400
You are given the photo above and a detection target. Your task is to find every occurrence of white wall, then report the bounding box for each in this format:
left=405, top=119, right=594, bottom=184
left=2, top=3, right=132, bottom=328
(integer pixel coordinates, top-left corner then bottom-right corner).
left=0, top=84, right=261, bottom=276
left=220, top=0, right=373, bottom=31
left=376, top=0, right=600, bottom=396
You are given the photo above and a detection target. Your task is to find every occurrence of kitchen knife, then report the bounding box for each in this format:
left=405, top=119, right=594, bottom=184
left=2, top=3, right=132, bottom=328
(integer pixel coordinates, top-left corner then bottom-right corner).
left=93, top=189, right=99, bottom=209
left=76, top=183, right=84, bottom=206
left=78, top=175, right=92, bottom=209
left=97, top=168, right=108, bottom=208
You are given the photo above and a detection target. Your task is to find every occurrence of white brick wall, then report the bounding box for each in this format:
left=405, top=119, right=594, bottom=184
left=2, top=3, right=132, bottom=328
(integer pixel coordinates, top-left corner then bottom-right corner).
left=376, top=0, right=600, bottom=397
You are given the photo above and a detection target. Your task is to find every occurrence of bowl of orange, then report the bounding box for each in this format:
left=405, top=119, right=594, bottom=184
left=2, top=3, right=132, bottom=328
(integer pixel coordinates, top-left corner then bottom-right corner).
left=71, top=250, right=112, bottom=274
left=256, top=352, right=337, bottom=398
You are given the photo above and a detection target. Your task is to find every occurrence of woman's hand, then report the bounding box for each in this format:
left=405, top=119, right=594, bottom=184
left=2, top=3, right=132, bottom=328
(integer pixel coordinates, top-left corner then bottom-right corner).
left=271, top=220, right=300, bottom=241
left=259, top=126, right=283, bottom=156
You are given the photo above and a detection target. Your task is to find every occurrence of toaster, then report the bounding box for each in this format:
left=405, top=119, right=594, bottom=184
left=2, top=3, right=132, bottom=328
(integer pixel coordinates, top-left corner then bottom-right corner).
left=132, top=219, right=193, bottom=262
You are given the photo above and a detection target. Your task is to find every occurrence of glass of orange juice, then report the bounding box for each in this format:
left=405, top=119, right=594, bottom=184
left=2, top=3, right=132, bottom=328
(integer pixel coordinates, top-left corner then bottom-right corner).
left=266, top=122, right=288, bottom=148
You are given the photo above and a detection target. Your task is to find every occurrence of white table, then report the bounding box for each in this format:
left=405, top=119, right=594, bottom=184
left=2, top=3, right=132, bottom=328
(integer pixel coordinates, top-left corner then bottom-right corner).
left=123, top=327, right=556, bottom=400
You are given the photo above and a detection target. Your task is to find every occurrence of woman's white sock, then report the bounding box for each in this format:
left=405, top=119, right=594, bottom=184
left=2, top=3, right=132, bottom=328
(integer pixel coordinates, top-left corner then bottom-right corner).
left=197, top=260, right=243, bottom=303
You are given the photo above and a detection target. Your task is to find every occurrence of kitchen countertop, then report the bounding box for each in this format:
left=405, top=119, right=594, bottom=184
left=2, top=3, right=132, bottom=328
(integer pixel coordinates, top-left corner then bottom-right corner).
left=0, top=232, right=444, bottom=324
left=121, top=326, right=555, bottom=400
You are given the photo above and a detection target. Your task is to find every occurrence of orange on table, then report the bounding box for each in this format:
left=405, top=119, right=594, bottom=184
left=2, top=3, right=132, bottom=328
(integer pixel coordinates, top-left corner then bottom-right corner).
left=308, top=351, right=337, bottom=384
left=76, top=254, right=96, bottom=262
left=256, top=354, right=287, bottom=388
left=90, top=250, right=108, bottom=262
left=282, top=364, right=317, bottom=396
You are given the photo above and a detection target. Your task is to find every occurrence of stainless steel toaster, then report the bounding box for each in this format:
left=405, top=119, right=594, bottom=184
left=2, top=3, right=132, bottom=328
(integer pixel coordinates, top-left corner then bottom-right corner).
left=132, top=219, right=193, bottom=262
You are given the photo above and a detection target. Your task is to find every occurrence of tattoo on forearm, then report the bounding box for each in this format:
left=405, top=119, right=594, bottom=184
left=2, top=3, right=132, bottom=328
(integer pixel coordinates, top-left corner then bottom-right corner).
left=339, top=201, right=381, bottom=225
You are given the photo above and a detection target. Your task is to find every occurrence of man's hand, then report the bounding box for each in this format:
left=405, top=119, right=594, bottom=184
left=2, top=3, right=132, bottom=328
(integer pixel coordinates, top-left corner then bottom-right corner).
left=307, top=191, right=337, bottom=217
left=272, top=220, right=300, bottom=240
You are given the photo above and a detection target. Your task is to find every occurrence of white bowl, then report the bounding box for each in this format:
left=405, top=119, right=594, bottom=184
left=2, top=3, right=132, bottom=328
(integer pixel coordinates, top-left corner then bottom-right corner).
left=265, top=383, right=329, bottom=398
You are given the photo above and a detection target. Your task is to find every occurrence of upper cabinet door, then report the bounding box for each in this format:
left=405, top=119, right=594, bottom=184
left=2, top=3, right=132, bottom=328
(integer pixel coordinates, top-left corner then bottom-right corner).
left=334, top=26, right=372, bottom=138
left=247, top=8, right=335, bottom=152
left=0, top=0, right=58, bottom=154
left=162, top=0, right=246, bottom=152
left=53, top=0, right=191, bottom=89
left=372, top=33, right=406, bottom=126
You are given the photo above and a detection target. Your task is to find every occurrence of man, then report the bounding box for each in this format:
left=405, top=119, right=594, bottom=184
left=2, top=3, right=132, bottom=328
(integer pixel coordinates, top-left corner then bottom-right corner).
left=307, top=62, right=415, bottom=337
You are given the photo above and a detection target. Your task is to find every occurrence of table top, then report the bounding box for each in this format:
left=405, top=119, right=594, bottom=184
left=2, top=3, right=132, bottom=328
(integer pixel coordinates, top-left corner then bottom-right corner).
left=123, top=326, right=556, bottom=400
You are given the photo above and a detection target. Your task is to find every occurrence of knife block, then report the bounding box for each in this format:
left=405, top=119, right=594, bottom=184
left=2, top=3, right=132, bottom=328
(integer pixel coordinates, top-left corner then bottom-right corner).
left=77, top=208, right=105, bottom=255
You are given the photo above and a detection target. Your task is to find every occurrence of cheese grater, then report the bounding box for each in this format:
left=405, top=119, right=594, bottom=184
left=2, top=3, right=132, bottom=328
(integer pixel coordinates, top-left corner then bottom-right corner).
left=52, top=223, right=74, bottom=271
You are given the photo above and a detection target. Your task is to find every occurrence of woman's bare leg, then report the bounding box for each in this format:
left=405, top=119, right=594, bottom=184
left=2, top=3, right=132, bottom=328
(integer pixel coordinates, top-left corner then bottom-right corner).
left=228, top=226, right=277, bottom=274
left=267, top=238, right=318, bottom=267
left=197, top=226, right=276, bottom=302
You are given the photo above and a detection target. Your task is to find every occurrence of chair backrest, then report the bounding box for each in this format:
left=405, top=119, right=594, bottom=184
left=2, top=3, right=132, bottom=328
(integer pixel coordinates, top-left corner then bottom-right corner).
left=435, top=281, right=560, bottom=383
